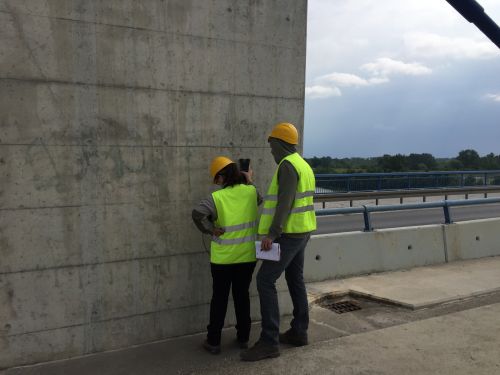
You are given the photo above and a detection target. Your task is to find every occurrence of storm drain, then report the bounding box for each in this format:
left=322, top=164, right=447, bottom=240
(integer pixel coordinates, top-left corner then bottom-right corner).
left=321, top=300, right=362, bottom=314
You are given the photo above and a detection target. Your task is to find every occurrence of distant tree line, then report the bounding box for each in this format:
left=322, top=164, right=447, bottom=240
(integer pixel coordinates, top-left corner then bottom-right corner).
left=305, top=149, right=500, bottom=174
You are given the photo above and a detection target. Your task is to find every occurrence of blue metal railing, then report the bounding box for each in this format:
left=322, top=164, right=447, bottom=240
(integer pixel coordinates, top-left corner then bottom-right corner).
left=315, top=197, right=500, bottom=232
left=315, top=170, right=500, bottom=194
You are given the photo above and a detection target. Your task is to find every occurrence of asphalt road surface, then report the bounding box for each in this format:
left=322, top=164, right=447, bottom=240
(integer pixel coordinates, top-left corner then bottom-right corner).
left=315, top=203, right=500, bottom=234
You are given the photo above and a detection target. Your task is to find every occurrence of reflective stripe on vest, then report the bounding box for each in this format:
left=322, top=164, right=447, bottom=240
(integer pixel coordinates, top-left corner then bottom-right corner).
left=211, top=184, right=258, bottom=264
left=211, top=233, right=258, bottom=245
left=258, top=153, right=317, bottom=235
left=261, top=205, right=315, bottom=216
left=264, top=191, right=315, bottom=201
left=219, top=220, right=258, bottom=233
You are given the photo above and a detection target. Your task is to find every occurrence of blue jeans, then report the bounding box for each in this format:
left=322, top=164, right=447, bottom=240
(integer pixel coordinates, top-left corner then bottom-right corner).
left=256, top=235, right=310, bottom=346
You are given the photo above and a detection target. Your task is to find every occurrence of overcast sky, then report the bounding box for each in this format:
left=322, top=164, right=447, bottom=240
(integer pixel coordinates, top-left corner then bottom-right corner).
left=303, top=0, right=500, bottom=158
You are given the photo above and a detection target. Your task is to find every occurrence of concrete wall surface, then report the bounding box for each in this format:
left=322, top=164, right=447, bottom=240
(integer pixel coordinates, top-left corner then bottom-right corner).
left=0, top=0, right=307, bottom=369
left=305, top=218, right=500, bottom=283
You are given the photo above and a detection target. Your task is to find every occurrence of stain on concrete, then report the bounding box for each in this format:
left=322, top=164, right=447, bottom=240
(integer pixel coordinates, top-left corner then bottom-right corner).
left=0, top=229, right=12, bottom=259
left=97, top=117, right=137, bottom=142
left=75, top=146, right=98, bottom=181
left=142, top=113, right=164, bottom=144
left=0, top=335, right=7, bottom=354
left=0, top=281, right=18, bottom=324
left=106, top=147, right=125, bottom=179
left=166, top=0, right=194, bottom=35
left=25, top=138, right=73, bottom=194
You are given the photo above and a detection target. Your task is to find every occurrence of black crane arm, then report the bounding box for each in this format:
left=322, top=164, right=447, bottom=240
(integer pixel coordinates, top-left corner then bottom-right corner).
left=445, top=0, right=500, bottom=49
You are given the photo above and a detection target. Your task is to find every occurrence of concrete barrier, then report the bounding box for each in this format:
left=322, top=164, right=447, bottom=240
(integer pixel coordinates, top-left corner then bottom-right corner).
left=305, top=226, right=447, bottom=282
left=444, top=218, right=500, bottom=262
left=305, top=217, right=500, bottom=282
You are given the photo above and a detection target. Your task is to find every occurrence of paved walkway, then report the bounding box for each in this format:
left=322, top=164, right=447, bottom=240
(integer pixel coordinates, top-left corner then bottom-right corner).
left=200, top=302, right=500, bottom=375
left=4, top=256, right=500, bottom=375
left=308, top=256, right=500, bottom=309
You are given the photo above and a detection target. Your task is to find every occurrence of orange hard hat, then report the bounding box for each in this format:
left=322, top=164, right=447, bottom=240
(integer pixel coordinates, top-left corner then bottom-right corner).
left=210, top=156, right=234, bottom=178
left=269, top=122, right=299, bottom=145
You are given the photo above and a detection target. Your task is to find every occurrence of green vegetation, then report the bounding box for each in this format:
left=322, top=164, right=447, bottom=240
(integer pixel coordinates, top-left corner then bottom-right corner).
left=306, top=149, right=500, bottom=174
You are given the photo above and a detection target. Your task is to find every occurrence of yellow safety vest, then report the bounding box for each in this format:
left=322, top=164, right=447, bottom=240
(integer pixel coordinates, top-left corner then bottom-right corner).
left=211, top=184, right=258, bottom=264
left=258, top=153, right=316, bottom=235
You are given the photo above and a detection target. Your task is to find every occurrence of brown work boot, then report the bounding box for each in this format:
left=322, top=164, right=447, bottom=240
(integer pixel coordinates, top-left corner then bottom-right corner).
left=279, top=329, right=308, bottom=347
left=240, top=340, right=280, bottom=361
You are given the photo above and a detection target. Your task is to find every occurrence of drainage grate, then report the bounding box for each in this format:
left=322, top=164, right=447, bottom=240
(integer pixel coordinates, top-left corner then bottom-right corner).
left=322, top=300, right=362, bottom=314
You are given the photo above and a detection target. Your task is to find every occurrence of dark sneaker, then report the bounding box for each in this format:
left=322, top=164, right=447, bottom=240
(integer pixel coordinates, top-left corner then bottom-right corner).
left=236, top=339, right=249, bottom=349
left=203, top=340, right=221, bottom=354
left=240, top=340, right=280, bottom=361
left=279, top=329, right=308, bottom=347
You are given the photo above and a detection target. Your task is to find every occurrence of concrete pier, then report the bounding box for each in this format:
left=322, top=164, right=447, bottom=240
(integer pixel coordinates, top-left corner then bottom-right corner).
left=0, top=1, right=307, bottom=369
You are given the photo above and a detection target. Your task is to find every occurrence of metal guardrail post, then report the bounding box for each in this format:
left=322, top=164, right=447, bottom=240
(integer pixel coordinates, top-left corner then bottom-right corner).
left=363, top=205, right=373, bottom=232
left=443, top=201, right=453, bottom=224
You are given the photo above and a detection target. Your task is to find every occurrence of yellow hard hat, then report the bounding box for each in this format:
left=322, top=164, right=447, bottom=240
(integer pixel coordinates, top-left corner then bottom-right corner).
left=269, top=122, right=299, bottom=145
left=210, top=156, right=234, bottom=178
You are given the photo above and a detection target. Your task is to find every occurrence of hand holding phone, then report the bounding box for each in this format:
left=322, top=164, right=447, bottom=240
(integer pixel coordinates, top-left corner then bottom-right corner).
left=239, top=158, right=250, bottom=172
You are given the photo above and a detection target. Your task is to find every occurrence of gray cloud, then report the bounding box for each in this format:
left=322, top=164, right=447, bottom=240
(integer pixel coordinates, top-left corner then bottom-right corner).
left=484, top=93, right=500, bottom=103
left=361, top=58, right=432, bottom=76
left=404, top=32, right=500, bottom=60
left=304, top=0, right=500, bottom=156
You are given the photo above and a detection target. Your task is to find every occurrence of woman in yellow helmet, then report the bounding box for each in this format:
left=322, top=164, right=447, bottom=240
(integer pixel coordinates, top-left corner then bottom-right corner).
left=192, top=156, right=261, bottom=354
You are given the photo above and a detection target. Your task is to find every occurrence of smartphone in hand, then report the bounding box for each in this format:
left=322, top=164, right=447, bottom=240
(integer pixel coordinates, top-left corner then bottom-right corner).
left=239, top=158, right=250, bottom=172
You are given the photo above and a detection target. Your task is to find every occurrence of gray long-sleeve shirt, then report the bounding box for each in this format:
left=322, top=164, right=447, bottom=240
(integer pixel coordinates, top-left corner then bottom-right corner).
left=192, top=185, right=262, bottom=235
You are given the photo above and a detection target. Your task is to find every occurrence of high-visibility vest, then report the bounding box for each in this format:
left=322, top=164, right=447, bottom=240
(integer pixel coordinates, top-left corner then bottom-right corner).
left=211, top=184, right=258, bottom=264
left=258, top=153, right=316, bottom=235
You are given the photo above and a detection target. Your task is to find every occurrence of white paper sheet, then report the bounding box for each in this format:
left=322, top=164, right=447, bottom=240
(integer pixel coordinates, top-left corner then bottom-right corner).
left=255, top=241, right=280, bottom=261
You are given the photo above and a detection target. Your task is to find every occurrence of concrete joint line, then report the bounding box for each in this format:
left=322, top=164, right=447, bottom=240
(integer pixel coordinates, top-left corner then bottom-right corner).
left=0, top=10, right=303, bottom=52
left=309, top=318, right=351, bottom=336
left=4, top=299, right=213, bottom=339
left=0, top=251, right=206, bottom=276
left=0, top=202, right=135, bottom=212
left=0, top=143, right=271, bottom=150
left=441, top=224, right=449, bottom=263
left=0, top=77, right=303, bottom=101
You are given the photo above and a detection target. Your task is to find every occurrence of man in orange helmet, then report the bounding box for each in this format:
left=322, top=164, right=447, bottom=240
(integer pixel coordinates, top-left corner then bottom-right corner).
left=241, top=123, right=316, bottom=361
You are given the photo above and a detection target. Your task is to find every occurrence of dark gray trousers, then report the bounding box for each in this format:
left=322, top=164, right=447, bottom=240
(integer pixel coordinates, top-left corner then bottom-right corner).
left=256, top=235, right=310, bottom=346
